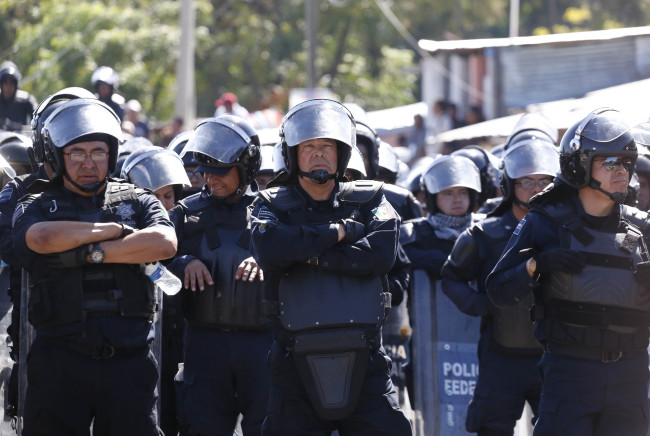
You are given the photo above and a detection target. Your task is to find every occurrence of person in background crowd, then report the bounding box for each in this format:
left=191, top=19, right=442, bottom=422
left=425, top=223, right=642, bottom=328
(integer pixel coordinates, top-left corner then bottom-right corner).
left=91, top=66, right=124, bottom=121
left=125, top=99, right=150, bottom=139
left=441, top=139, right=560, bottom=435
left=0, top=61, right=37, bottom=130
left=214, top=92, right=250, bottom=119
left=158, top=116, right=185, bottom=149
left=487, top=108, right=650, bottom=436
left=465, top=105, right=485, bottom=126
left=408, top=114, right=427, bottom=161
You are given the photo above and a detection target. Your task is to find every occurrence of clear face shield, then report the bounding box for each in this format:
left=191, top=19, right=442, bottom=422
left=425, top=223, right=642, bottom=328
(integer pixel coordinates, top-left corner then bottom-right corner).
left=122, top=148, right=191, bottom=192
left=422, top=155, right=482, bottom=195
left=503, top=140, right=560, bottom=180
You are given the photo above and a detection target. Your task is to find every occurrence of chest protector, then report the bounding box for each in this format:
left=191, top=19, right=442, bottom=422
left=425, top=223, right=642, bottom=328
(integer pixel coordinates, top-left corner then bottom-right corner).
left=538, top=201, right=650, bottom=350
left=260, top=181, right=390, bottom=332
left=479, top=216, right=540, bottom=354
left=180, top=195, right=267, bottom=329
left=28, top=182, right=155, bottom=330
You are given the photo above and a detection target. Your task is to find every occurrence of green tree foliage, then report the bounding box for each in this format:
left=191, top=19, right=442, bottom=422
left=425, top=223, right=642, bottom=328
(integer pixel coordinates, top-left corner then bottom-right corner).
left=0, top=0, right=649, bottom=121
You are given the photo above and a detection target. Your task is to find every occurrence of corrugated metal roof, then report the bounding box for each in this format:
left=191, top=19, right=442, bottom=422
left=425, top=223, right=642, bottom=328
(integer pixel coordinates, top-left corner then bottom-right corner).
left=419, top=26, right=650, bottom=53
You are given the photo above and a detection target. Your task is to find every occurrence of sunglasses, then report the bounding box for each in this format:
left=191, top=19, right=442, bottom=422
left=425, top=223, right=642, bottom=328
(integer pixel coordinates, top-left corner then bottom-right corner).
left=595, top=157, right=634, bottom=172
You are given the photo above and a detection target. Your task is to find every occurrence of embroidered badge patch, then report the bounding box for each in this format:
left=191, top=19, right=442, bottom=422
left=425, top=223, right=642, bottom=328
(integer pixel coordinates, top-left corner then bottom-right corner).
left=372, top=205, right=395, bottom=220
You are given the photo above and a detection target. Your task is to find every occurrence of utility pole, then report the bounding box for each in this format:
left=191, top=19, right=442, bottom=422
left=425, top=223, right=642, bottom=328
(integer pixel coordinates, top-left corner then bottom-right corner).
left=509, top=0, right=520, bottom=37
left=176, top=0, right=196, bottom=128
left=305, top=0, right=318, bottom=98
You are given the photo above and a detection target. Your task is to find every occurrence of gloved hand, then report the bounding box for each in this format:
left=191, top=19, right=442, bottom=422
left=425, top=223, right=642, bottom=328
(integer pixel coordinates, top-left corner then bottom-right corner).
left=43, top=245, right=89, bottom=269
left=534, top=248, right=586, bottom=274
left=338, top=219, right=365, bottom=244
left=120, top=224, right=136, bottom=239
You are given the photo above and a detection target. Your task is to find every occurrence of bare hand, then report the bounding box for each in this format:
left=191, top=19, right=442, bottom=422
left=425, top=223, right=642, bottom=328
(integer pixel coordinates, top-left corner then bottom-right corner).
left=235, top=257, right=264, bottom=282
left=184, top=259, right=213, bottom=292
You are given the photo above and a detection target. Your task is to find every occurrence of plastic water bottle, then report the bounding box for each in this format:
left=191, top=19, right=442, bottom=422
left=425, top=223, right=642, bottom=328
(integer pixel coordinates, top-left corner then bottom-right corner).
left=143, top=262, right=182, bottom=295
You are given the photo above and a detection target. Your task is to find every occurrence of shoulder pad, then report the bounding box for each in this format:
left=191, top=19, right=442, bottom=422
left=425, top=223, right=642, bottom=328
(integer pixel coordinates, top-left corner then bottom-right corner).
left=400, top=217, right=429, bottom=245
left=530, top=196, right=573, bottom=223
left=338, top=180, right=384, bottom=205
left=179, top=191, right=212, bottom=213
left=257, top=186, right=305, bottom=212
left=474, top=215, right=512, bottom=242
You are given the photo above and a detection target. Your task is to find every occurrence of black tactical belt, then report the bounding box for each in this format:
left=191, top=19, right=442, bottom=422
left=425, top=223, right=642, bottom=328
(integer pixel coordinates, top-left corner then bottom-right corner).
left=531, top=300, right=650, bottom=328
left=545, top=341, right=645, bottom=364
left=45, top=337, right=145, bottom=360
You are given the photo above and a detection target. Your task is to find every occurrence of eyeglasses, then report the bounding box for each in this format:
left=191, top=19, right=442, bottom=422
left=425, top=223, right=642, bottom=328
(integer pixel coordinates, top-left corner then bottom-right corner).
left=595, top=156, right=634, bottom=172
left=62, top=151, right=109, bottom=162
left=515, top=178, right=553, bottom=189
left=186, top=169, right=202, bottom=178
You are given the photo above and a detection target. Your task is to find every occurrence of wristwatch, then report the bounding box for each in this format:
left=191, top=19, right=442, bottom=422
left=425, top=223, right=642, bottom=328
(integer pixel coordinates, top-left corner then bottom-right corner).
left=89, top=243, right=105, bottom=264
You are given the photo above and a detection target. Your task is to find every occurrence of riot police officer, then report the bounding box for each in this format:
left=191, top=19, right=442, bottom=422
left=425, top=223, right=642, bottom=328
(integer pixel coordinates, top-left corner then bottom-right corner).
left=121, top=144, right=191, bottom=436
left=168, top=116, right=269, bottom=436
left=0, top=61, right=37, bottom=130
left=250, top=99, right=412, bottom=435
left=441, top=139, right=560, bottom=435
left=11, top=98, right=177, bottom=435
left=487, top=108, right=650, bottom=436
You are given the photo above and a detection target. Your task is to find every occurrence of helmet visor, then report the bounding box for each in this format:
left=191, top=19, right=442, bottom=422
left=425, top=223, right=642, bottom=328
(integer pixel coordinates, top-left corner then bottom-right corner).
left=123, top=149, right=191, bottom=191
left=282, top=100, right=355, bottom=149
left=581, top=110, right=631, bottom=143
left=423, top=156, right=481, bottom=194
left=183, top=118, right=250, bottom=165
left=503, top=140, right=560, bottom=179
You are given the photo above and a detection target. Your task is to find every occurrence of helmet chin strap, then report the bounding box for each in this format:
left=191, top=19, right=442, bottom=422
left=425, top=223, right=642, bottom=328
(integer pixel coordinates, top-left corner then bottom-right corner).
left=208, top=185, right=244, bottom=203
left=64, top=173, right=105, bottom=194
left=588, top=178, right=627, bottom=204
left=298, top=169, right=337, bottom=185
left=512, top=196, right=530, bottom=210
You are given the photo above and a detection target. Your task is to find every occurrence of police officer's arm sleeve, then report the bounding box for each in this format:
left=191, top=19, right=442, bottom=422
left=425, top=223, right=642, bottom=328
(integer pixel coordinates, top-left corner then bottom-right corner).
left=316, top=196, right=399, bottom=276
left=386, top=243, right=410, bottom=306
left=99, top=192, right=177, bottom=264
left=486, top=213, right=553, bottom=307
left=440, top=229, right=488, bottom=317
left=0, top=182, right=19, bottom=264
left=249, top=200, right=339, bottom=273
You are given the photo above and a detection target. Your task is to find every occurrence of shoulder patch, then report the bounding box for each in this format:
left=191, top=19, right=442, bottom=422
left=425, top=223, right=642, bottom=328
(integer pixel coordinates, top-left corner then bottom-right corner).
left=0, top=184, right=13, bottom=204
left=372, top=205, right=395, bottom=220
left=257, top=205, right=278, bottom=222
left=12, top=203, right=26, bottom=227
left=513, top=218, right=525, bottom=236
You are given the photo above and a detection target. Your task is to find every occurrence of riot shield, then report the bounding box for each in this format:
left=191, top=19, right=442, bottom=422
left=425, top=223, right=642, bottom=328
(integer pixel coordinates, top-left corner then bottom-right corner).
left=17, top=268, right=35, bottom=436
left=410, top=269, right=480, bottom=436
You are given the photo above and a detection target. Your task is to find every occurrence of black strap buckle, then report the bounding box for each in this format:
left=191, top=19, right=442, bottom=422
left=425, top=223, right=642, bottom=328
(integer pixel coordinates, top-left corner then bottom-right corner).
left=602, top=350, right=623, bottom=363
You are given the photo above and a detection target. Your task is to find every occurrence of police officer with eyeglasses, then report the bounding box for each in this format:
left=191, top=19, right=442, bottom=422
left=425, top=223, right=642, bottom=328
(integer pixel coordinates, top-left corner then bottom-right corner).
left=487, top=108, right=650, bottom=436
left=11, top=98, right=177, bottom=435
left=441, top=138, right=559, bottom=435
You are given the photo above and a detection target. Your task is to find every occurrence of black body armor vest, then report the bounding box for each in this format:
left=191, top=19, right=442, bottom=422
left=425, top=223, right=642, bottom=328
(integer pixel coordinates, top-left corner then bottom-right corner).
left=180, top=194, right=267, bottom=329
left=259, top=181, right=391, bottom=332
left=28, top=182, right=155, bottom=330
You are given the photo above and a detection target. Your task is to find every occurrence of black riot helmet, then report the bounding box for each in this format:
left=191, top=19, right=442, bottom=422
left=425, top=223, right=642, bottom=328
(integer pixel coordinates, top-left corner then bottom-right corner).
left=0, top=132, right=33, bottom=176
left=167, top=130, right=197, bottom=167
left=31, top=87, right=96, bottom=164
left=182, top=117, right=261, bottom=193
left=504, top=112, right=558, bottom=150
left=492, top=139, right=559, bottom=216
left=0, top=61, right=21, bottom=86
left=632, top=122, right=650, bottom=157
left=113, top=136, right=155, bottom=177
left=345, top=145, right=367, bottom=181
left=421, top=155, right=481, bottom=214
left=215, top=114, right=261, bottom=147
left=558, top=108, right=636, bottom=204
left=279, top=99, right=355, bottom=185
left=355, top=120, right=380, bottom=180
left=121, top=145, right=191, bottom=199
left=451, top=146, right=500, bottom=206
left=377, top=140, right=399, bottom=183
left=41, top=98, right=123, bottom=184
